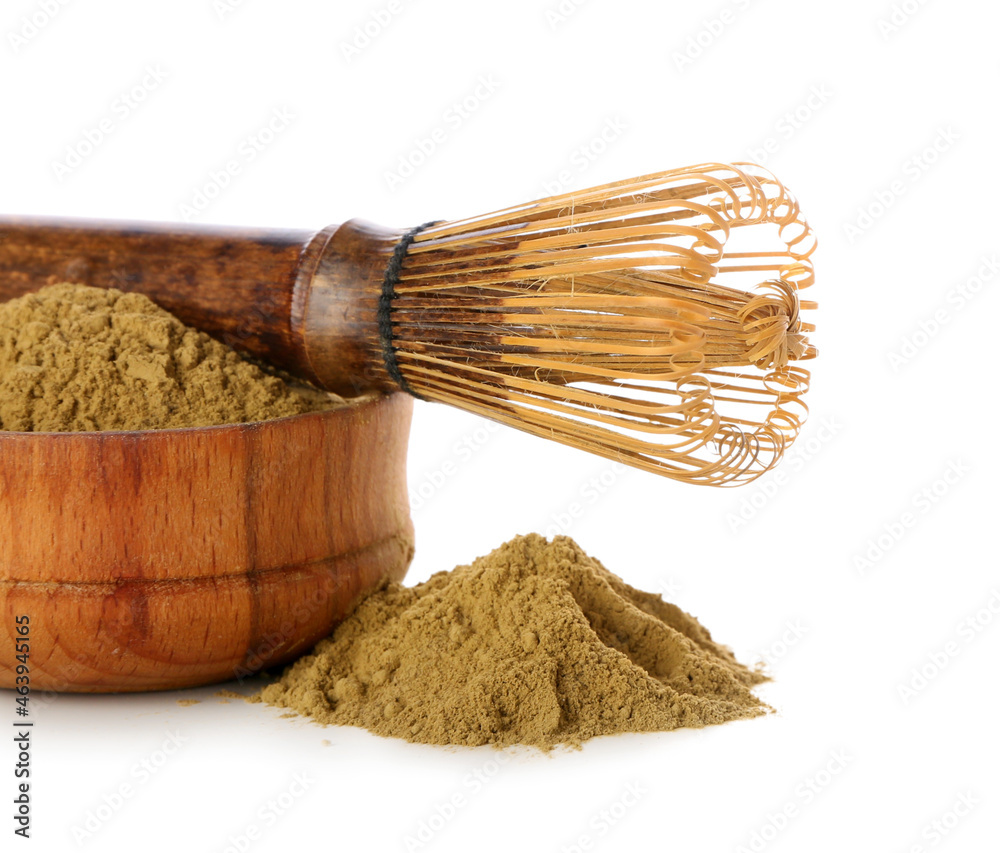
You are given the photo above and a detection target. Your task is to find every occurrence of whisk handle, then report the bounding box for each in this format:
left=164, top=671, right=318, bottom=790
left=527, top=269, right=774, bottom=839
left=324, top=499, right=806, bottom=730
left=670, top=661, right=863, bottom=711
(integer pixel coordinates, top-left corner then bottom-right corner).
left=0, top=216, right=403, bottom=396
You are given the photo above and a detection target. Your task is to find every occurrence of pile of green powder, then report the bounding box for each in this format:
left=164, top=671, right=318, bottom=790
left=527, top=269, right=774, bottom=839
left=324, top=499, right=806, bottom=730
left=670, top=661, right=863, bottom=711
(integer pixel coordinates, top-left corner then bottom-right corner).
left=0, top=283, right=337, bottom=431
left=254, top=534, right=768, bottom=749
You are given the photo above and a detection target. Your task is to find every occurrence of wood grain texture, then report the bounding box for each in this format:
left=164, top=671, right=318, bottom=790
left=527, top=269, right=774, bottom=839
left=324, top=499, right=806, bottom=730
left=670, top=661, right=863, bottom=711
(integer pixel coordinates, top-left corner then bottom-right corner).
left=0, top=393, right=414, bottom=693
left=299, top=219, right=402, bottom=396
left=0, top=216, right=321, bottom=381
left=0, top=216, right=407, bottom=396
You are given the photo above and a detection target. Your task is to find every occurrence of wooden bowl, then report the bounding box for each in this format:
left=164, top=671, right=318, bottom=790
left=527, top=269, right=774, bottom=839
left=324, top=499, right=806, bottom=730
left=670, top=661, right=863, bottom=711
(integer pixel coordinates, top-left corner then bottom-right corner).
left=0, top=393, right=414, bottom=693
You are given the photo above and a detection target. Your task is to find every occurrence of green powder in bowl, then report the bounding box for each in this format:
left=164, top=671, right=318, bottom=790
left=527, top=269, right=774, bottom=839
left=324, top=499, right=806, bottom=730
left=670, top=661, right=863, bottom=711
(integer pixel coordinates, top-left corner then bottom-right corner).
left=0, top=283, right=339, bottom=432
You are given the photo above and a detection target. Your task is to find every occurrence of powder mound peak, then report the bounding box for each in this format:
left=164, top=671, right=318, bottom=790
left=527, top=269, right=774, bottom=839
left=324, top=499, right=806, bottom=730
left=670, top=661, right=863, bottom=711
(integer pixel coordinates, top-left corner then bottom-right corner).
left=255, top=534, right=768, bottom=749
left=0, top=283, right=336, bottom=432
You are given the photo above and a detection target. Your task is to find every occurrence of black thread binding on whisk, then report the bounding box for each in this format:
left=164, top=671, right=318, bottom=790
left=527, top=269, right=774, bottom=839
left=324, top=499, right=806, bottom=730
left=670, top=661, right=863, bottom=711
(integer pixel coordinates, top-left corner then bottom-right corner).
left=378, top=221, right=438, bottom=399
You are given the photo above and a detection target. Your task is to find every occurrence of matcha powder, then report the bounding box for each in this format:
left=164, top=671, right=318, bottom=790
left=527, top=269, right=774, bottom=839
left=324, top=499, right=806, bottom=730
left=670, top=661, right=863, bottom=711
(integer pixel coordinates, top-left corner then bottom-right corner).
left=254, top=535, right=768, bottom=749
left=0, top=283, right=337, bottom=431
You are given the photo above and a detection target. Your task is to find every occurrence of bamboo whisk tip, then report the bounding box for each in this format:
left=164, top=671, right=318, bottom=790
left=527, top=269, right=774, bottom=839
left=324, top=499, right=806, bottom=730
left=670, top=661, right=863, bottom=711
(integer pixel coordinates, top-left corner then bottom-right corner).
left=382, top=162, right=816, bottom=486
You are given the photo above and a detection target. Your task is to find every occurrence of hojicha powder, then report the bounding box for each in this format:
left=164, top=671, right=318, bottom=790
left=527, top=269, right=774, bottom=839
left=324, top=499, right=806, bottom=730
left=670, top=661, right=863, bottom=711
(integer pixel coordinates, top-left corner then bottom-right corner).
left=0, top=283, right=338, bottom=431
left=2, top=285, right=766, bottom=746
left=254, top=534, right=768, bottom=749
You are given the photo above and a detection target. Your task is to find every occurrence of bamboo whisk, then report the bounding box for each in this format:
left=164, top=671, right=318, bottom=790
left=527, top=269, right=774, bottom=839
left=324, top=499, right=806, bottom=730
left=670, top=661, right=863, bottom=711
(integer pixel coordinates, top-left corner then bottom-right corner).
left=0, top=161, right=815, bottom=486
left=384, top=162, right=815, bottom=485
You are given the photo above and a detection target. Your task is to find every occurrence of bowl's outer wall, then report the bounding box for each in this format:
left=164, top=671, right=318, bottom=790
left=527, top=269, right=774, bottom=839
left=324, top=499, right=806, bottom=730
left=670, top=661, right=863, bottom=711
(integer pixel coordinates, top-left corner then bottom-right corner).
left=0, top=393, right=414, bottom=692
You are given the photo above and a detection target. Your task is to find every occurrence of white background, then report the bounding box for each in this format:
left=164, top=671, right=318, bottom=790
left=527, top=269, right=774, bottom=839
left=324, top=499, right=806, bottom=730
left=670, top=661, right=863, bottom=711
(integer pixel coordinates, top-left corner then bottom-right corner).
left=2, top=0, right=999, bottom=850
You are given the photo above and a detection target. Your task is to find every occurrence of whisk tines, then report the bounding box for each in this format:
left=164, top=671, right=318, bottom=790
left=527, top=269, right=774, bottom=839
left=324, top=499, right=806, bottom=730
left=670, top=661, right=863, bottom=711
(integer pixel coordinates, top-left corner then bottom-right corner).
left=388, top=162, right=816, bottom=486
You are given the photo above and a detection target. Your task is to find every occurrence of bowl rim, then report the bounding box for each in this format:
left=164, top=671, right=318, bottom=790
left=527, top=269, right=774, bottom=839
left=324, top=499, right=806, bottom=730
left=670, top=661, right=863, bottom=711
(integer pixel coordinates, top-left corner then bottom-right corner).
left=0, top=390, right=397, bottom=439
